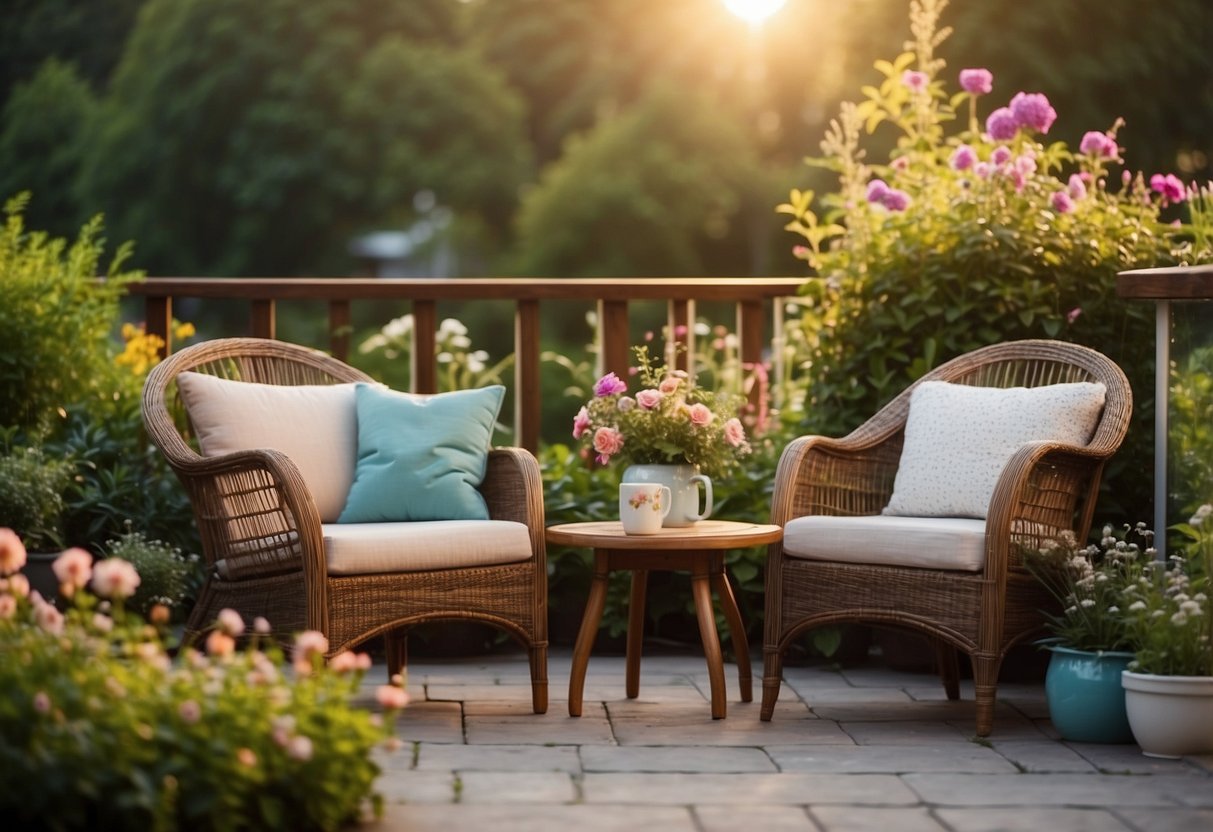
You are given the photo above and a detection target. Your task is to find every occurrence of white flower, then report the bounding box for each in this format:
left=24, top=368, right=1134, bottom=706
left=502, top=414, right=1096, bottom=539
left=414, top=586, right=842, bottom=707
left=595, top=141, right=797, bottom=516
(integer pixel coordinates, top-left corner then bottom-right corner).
left=437, top=317, right=467, bottom=337
left=1171, top=611, right=1189, bottom=626
left=1189, top=503, right=1213, bottom=525
left=1128, top=601, right=1146, bottom=612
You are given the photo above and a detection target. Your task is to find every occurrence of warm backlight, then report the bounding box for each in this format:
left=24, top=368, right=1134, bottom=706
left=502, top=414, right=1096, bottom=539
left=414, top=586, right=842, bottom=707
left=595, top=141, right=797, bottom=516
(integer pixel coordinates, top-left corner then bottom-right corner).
left=721, top=0, right=789, bottom=25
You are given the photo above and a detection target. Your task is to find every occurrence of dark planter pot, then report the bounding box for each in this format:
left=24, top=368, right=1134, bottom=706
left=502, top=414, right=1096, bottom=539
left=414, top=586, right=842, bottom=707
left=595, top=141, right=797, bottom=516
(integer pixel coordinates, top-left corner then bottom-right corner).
left=24, top=551, right=61, bottom=606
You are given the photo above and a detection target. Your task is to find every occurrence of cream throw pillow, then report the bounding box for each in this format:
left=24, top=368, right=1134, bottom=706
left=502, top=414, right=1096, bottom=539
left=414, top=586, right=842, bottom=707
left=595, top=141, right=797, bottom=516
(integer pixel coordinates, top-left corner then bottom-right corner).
left=177, top=372, right=359, bottom=523
left=882, top=380, right=1106, bottom=519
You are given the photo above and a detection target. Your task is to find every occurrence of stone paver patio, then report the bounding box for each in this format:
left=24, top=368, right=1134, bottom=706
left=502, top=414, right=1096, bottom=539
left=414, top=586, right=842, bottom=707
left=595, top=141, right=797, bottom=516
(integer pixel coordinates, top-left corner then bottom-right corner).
left=357, top=647, right=1213, bottom=832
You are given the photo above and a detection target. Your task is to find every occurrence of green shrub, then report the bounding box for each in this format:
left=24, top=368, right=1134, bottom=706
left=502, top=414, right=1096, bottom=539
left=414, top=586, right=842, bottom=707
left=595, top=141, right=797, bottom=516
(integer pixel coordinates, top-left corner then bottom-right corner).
left=0, top=192, right=143, bottom=437
left=0, top=435, right=73, bottom=551
left=779, top=0, right=1213, bottom=519
left=103, top=528, right=202, bottom=620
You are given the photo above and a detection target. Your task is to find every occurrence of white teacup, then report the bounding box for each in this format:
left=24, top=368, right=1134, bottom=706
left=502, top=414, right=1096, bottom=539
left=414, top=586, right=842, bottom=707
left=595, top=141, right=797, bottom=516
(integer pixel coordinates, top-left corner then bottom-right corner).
left=619, top=483, right=672, bottom=535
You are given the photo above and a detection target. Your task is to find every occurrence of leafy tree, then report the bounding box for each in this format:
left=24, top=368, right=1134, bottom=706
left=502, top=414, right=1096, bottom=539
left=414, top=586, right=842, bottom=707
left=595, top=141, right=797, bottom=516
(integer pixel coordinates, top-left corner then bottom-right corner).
left=512, top=84, right=767, bottom=278
left=77, top=0, right=528, bottom=276
left=0, top=59, right=97, bottom=238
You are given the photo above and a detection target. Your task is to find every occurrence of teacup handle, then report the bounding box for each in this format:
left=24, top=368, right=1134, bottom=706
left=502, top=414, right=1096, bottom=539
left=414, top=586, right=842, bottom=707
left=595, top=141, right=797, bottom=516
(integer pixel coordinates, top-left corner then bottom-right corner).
left=688, top=474, right=713, bottom=521
left=658, top=486, right=672, bottom=519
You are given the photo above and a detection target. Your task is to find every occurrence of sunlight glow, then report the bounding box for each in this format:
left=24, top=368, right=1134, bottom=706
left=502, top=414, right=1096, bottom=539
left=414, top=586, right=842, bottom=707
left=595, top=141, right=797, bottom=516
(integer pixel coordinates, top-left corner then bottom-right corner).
left=722, top=0, right=789, bottom=25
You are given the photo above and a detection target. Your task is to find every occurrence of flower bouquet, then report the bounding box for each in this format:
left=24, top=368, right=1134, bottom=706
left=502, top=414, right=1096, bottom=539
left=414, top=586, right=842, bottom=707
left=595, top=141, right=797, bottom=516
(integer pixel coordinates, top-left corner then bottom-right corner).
left=571, top=345, right=751, bottom=480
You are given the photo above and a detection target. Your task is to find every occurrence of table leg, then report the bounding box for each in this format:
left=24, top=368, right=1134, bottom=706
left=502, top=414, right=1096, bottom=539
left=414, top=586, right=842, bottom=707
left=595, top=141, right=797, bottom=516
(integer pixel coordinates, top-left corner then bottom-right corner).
left=711, top=563, right=752, bottom=702
left=626, top=569, right=648, bottom=699
left=691, top=559, right=727, bottom=719
left=569, top=552, right=610, bottom=717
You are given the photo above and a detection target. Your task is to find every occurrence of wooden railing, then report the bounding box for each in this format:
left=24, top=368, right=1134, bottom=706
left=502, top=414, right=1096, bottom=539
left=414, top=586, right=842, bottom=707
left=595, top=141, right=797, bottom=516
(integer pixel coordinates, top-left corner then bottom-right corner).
left=127, top=277, right=806, bottom=451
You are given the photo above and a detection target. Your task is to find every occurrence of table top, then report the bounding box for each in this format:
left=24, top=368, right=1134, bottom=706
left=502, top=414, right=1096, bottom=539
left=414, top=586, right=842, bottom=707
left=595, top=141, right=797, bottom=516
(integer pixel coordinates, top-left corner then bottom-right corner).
left=545, top=519, right=782, bottom=550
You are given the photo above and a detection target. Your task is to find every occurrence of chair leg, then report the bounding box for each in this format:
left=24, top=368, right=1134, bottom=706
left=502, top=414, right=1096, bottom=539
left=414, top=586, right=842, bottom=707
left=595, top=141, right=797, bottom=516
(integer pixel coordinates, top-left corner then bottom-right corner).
left=972, top=652, right=1001, bottom=737
left=529, top=643, right=548, bottom=714
left=935, top=641, right=961, bottom=701
left=385, top=629, right=409, bottom=679
left=760, top=646, right=783, bottom=721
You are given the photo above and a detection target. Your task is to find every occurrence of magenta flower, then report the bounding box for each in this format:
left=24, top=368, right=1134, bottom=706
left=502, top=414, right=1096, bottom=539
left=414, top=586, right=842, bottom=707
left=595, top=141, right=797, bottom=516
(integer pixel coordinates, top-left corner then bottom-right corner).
left=985, top=107, right=1018, bottom=141
left=959, top=68, right=993, bottom=95
left=991, top=146, right=1012, bottom=166
left=950, top=144, right=977, bottom=171
left=974, top=161, right=993, bottom=179
left=1009, top=92, right=1057, bottom=134
left=593, top=372, right=627, bottom=397
left=902, top=70, right=929, bottom=94
left=1079, top=130, right=1118, bottom=159
left=881, top=188, right=911, bottom=212
left=1067, top=173, right=1088, bottom=201
left=1150, top=173, right=1186, bottom=204
left=1067, top=307, right=1083, bottom=324
left=572, top=406, right=591, bottom=439
left=1050, top=190, right=1075, bottom=214
left=865, top=179, right=890, bottom=203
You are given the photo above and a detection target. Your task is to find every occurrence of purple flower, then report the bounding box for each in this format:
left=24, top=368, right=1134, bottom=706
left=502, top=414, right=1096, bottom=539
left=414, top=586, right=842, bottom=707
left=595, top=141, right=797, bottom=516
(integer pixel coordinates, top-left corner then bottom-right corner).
left=1150, top=173, right=1187, bottom=204
left=1014, top=153, right=1037, bottom=177
left=902, top=70, right=929, bottom=94
left=1079, top=130, right=1118, bottom=159
left=593, top=372, right=627, bottom=397
left=990, top=146, right=1012, bottom=166
left=950, top=144, right=977, bottom=171
left=959, top=68, right=993, bottom=95
left=974, top=161, right=993, bottom=179
left=1009, top=92, right=1057, bottom=134
left=1067, top=307, right=1083, bottom=324
left=881, top=188, right=911, bottom=212
left=865, top=179, right=891, bottom=203
left=1050, top=190, right=1075, bottom=214
left=1067, top=173, right=1088, bottom=201
left=986, top=107, right=1018, bottom=141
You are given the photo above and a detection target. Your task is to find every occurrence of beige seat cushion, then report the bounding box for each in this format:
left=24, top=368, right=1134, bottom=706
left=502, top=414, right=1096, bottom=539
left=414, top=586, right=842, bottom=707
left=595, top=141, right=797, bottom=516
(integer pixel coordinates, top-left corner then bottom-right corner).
left=177, top=372, right=358, bottom=523
left=321, top=520, right=533, bottom=575
left=783, top=515, right=988, bottom=572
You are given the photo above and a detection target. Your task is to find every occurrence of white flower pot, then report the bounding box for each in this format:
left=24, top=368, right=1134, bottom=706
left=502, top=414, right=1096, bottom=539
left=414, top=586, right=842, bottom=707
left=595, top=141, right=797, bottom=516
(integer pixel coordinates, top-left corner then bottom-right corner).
left=1121, top=670, right=1213, bottom=758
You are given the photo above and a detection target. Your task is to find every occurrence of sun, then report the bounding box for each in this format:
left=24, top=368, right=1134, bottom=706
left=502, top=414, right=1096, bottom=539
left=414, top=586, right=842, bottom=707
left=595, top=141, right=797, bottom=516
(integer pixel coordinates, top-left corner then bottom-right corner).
left=721, top=0, right=789, bottom=25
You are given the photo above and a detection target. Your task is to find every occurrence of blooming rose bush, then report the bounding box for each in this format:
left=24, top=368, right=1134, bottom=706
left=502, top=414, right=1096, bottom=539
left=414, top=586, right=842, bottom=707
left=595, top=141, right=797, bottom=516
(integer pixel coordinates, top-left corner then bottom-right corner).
left=777, top=0, right=1212, bottom=516
left=0, top=529, right=408, bottom=831
left=572, top=345, right=751, bottom=478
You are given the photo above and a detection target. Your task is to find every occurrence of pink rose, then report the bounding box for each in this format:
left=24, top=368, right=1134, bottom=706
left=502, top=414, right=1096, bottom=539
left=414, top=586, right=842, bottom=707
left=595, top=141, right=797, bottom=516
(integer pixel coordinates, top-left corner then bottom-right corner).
left=91, top=558, right=141, bottom=600
left=959, top=68, right=993, bottom=95
left=658, top=377, right=681, bottom=395
left=53, top=548, right=92, bottom=594
left=376, top=684, right=411, bottom=710
left=593, top=372, right=627, bottom=397
left=635, top=389, right=663, bottom=410
left=687, top=403, right=714, bottom=427
left=592, top=427, right=625, bottom=463
left=723, top=418, right=747, bottom=448
left=0, top=528, right=27, bottom=576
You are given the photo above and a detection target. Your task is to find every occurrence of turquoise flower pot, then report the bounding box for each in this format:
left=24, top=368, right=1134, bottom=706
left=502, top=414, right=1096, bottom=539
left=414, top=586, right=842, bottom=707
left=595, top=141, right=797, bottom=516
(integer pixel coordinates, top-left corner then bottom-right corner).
left=1045, top=645, right=1135, bottom=743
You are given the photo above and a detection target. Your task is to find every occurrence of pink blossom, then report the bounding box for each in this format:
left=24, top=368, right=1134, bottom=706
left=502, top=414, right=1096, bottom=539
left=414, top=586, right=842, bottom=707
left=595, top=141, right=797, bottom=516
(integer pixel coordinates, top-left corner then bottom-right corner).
left=865, top=179, right=890, bottom=204
left=792, top=245, right=810, bottom=259
left=0, top=528, right=27, bottom=576
left=890, top=156, right=910, bottom=172
left=1150, top=173, right=1186, bottom=203
left=91, top=558, right=141, bottom=600
left=902, top=70, right=928, bottom=94
left=658, top=377, right=681, bottom=395
left=33, top=691, right=51, bottom=714
left=949, top=144, right=977, bottom=171
left=687, top=403, right=714, bottom=426
left=593, top=372, right=627, bottom=397
left=34, top=601, right=64, bottom=635
left=179, top=700, right=202, bottom=724
left=0, top=595, right=16, bottom=619
left=616, top=396, right=636, bottom=412
left=92, top=612, right=114, bottom=633
left=1079, top=130, right=1118, bottom=159
left=572, top=407, right=591, bottom=440
left=1009, top=92, right=1057, bottom=134
left=1067, top=173, right=1088, bottom=200
left=881, top=188, right=911, bottom=212
left=206, top=630, right=236, bottom=657
left=376, top=684, right=411, bottom=710
left=986, top=107, right=1018, bottom=141
left=237, top=748, right=258, bottom=768
left=635, top=389, right=663, bottom=410
left=293, top=630, right=328, bottom=662
left=723, top=418, right=747, bottom=448
left=287, top=735, right=314, bottom=762
left=7, top=573, right=29, bottom=598
left=52, top=548, right=92, bottom=592
left=990, top=146, right=1012, bottom=166
left=253, top=616, right=272, bottom=634
left=974, top=161, right=993, bottom=179
left=673, top=325, right=688, bottom=337
left=592, top=427, right=625, bottom=463
left=1050, top=190, right=1075, bottom=214
left=1067, top=307, right=1083, bottom=324
left=329, top=650, right=361, bottom=673
left=959, top=68, right=993, bottom=95
left=217, top=608, right=245, bottom=637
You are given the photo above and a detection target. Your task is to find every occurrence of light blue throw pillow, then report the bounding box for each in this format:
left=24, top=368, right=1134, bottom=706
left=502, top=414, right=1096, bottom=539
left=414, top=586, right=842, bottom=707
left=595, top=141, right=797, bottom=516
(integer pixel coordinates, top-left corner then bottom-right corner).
left=338, top=383, right=505, bottom=523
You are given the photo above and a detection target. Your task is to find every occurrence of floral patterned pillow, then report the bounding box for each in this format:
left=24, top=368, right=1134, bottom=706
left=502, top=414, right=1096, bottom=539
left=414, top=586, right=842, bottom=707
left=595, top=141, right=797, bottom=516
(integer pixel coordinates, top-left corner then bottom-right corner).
left=883, top=380, right=1106, bottom=519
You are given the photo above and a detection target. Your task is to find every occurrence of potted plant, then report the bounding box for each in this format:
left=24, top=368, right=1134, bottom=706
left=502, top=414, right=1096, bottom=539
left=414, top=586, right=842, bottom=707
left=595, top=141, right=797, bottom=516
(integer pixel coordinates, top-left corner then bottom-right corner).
left=1119, top=506, right=1213, bottom=758
left=1024, top=524, right=1149, bottom=743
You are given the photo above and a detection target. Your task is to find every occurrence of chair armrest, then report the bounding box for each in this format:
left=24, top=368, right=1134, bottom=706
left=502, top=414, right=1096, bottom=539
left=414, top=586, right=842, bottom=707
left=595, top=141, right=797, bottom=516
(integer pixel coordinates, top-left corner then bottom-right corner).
left=167, top=448, right=326, bottom=586
left=770, top=433, right=905, bottom=525
left=481, top=447, right=547, bottom=567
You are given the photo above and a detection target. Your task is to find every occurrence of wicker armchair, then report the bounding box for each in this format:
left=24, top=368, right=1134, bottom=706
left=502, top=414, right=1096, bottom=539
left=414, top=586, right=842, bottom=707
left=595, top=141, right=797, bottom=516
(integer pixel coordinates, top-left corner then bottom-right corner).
left=142, top=338, right=547, bottom=712
left=761, top=340, right=1132, bottom=736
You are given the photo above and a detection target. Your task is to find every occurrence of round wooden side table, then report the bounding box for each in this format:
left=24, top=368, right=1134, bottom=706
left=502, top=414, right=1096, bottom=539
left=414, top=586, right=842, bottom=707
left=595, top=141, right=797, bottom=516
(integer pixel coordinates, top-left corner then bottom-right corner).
left=545, top=519, right=783, bottom=719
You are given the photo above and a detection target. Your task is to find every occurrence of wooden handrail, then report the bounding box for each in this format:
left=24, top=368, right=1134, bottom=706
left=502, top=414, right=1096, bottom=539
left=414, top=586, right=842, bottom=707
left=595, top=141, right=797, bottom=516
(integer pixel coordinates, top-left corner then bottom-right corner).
left=127, top=276, right=806, bottom=452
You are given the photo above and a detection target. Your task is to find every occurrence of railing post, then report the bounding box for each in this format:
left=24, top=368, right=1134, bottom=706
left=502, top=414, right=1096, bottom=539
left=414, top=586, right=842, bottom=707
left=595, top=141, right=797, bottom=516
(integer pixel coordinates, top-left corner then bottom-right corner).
left=737, top=298, right=765, bottom=414
left=411, top=300, right=437, bottom=394
left=515, top=300, right=541, bottom=453
left=597, top=299, right=630, bottom=382
left=251, top=299, right=276, bottom=340
left=145, top=294, right=173, bottom=358
left=667, top=299, right=694, bottom=373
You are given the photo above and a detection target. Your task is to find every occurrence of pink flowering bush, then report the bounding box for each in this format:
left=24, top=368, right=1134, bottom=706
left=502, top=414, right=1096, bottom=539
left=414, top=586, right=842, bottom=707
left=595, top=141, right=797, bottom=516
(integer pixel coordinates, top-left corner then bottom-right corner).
left=572, top=345, right=751, bottom=478
left=0, top=530, right=408, bottom=831
left=777, top=0, right=1212, bottom=515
